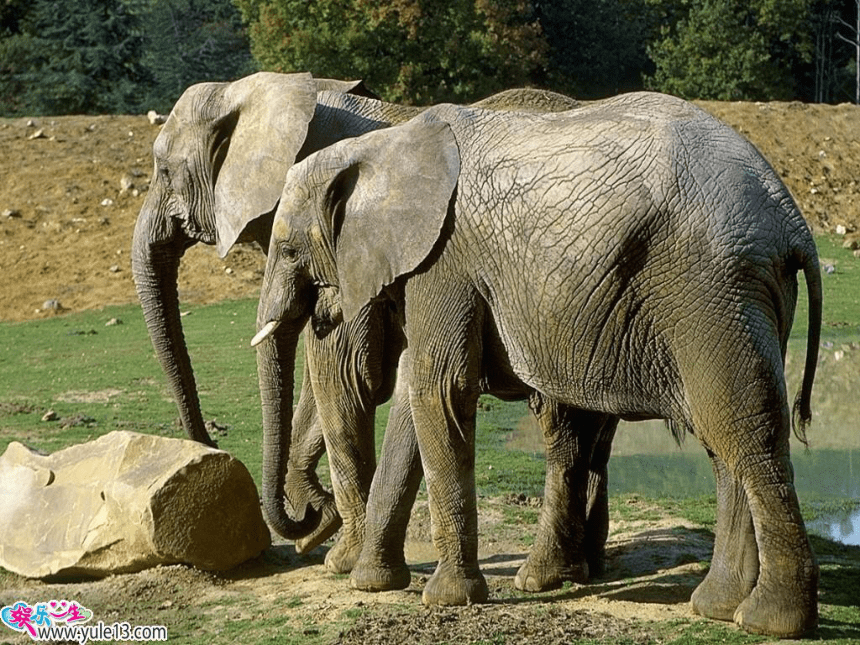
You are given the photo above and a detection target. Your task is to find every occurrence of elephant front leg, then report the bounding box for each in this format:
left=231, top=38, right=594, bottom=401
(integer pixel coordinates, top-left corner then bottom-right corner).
left=412, top=383, right=487, bottom=606
left=351, top=366, right=423, bottom=591
left=515, top=401, right=610, bottom=592
left=690, top=448, right=758, bottom=621
left=287, top=366, right=342, bottom=554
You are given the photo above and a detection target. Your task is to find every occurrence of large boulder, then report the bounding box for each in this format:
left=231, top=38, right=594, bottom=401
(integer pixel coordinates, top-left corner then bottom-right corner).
left=0, top=431, right=270, bottom=578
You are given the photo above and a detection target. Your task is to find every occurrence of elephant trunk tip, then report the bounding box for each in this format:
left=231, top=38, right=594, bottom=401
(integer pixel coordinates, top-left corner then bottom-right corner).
left=265, top=500, right=323, bottom=541
left=251, top=320, right=281, bottom=347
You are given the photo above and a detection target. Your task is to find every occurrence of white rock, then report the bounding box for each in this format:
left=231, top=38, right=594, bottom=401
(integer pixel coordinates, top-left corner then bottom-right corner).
left=0, top=431, right=270, bottom=578
left=147, top=110, right=167, bottom=125
left=836, top=224, right=847, bottom=235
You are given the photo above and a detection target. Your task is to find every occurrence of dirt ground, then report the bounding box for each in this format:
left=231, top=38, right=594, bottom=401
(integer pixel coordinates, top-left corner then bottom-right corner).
left=2, top=99, right=857, bottom=642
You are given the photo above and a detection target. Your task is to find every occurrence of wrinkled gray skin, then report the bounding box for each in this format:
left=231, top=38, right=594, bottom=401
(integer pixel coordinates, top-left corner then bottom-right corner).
left=256, top=94, right=823, bottom=638
left=131, top=70, right=599, bottom=569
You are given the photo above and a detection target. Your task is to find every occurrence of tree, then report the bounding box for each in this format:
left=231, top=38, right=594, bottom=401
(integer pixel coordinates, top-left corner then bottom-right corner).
left=0, top=0, right=148, bottom=115
left=233, top=0, right=547, bottom=104
left=534, top=0, right=657, bottom=99
left=646, top=0, right=816, bottom=101
left=140, top=0, right=256, bottom=113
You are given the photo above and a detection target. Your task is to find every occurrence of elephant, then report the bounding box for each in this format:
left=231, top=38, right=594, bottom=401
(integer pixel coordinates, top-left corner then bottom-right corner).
left=130, top=70, right=595, bottom=567
left=253, top=93, right=823, bottom=638
left=131, top=71, right=422, bottom=546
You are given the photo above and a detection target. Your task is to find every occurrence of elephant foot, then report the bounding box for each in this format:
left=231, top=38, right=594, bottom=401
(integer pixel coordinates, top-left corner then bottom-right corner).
left=733, top=584, right=818, bottom=638
left=514, top=553, right=588, bottom=592
left=324, top=533, right=364, bottom=574
left=294, top=500, right=342, bottom=554
left=585, top=547, right=606, bottom=579
left=350, top=556, right=412, bottom=592
left=690, top=567, right=754, bottom=622
left=422, top=562, right=488, bottom=606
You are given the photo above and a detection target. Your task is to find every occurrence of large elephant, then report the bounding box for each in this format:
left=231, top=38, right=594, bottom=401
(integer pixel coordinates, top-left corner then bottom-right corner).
left=131, top=70, right=593, bottom=567
left=254, top=94, right=823, bottom=638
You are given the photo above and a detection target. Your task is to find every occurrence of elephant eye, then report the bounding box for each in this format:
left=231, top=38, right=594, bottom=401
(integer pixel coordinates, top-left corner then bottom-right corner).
left=279, top=243, right=298, bottom=262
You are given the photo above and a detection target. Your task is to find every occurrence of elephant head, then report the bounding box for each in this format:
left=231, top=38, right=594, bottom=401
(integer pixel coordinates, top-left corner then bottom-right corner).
left=252, top=118, right=459, bottom=534
left=132, top=72, right=318, bottom=449
left=254, top=117, right=460, bottom=339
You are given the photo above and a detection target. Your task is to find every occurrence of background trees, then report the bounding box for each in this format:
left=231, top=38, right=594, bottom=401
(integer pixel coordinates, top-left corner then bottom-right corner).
left=0, top=0, right=858, bottom=115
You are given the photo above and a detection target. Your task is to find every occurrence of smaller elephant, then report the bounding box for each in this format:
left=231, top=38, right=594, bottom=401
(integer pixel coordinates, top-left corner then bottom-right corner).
left=254, top=93, right=822, bottom=638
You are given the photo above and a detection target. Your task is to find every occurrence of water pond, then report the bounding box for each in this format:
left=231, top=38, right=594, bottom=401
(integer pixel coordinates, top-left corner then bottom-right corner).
left=505, top=338, right=860, bottom=545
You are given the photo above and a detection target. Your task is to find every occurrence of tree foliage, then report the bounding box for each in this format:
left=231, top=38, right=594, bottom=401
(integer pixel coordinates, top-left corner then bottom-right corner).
left=233, top=0, right=547, bottom=104
left=645, top=0, right=817, bottom=100
left=1, top=0, right=859, bottom=115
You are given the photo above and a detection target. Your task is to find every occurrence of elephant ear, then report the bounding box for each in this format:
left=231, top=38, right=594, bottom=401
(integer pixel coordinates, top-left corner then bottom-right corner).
left=320, top=117, right=460, bottom=321
left=313, top=77, right=380, bottom=100
left=214, top=72, right=317, bottom=257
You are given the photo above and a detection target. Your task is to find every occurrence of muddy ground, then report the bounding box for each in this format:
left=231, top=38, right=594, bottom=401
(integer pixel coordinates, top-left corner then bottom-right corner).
left=2, top=99, right=859, bottom=643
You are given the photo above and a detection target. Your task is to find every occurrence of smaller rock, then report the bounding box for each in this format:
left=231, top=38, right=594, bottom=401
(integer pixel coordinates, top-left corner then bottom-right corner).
left=109, top=265, right=121, bottom=273
left=105, top=318, right=123, bottom=326
left=120, top=175, right=135, bottom=192
left=101, top=198, right=114, bottom=207
left=42, top=299, right=63, bottom=311
left=836, top=224, right=847, bottom=235
left=2, top=209, right=21, bottom=218
left=41, top=410, right=58, bottom=422
left=27, top=129, right=46, bottom=140
left=823, top=263, right=836, bottom=274
left=147, top=110, right=167, bottom=125
left=26, top=119, right=36, bottom=127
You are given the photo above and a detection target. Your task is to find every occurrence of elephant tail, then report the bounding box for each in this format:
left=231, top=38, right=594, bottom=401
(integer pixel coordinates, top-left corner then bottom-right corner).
left=791, top=243, right=822, bottom=447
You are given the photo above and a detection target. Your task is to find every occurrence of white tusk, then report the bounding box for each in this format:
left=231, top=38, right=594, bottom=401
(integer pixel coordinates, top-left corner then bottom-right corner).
left=251, top=320, right=281, bottom=347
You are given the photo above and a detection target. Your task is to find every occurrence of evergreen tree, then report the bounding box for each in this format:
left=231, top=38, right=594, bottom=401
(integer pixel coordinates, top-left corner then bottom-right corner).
left=0, top=0, right=148, bottom=115
left=140, top=0, right=256, bottom=113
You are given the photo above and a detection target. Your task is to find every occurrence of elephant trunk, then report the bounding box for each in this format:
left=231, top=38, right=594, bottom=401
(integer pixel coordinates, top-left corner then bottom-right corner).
left=131, top=210, right=215, bottom=447
left=256, top=289, right=320, bottom=539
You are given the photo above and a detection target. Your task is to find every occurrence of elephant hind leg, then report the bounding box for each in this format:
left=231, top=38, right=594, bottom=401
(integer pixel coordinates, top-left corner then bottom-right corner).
left=683, top=337, right=817, bottom=638
left=690, top=449, right=758, bottom=621
left=515, top=401, right=613, bottom=592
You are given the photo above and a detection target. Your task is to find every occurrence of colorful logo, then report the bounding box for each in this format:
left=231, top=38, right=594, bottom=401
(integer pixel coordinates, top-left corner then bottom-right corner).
left=1, top=600, right=92, bottom=637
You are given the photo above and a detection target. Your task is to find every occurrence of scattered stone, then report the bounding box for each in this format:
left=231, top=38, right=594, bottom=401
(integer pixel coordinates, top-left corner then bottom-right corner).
left=120, top=174, right=135, bottom=193
left=147, top=110, right=167, bottom=125
left=0, top=431, right=271, bottom=578
left=101, top=198, right=114, bottom=207
left=854, top=249, right=860, bottom=259
left=2, top=209, right=21, bottom=218
left=105, top=318, right=123, bottom=326
left=58, top=413, right=97, bottom=429
left=822, top=263, right=836, bottom=274
left=27, top=129, right=46, bottom=141
left=836, top=224, right=847, bottom=235
left=224, top=267, right=234, bottom=275
left=842, top=233, right=860, bottom=250
left=25, top=119, right=36, bottom=127
left=205, top=419, right=229, bottom=437
left=42, top=299, right=63, bottom=311
left=109, top=264, right=121, bottom=273
left=41, top=410, right=58, bottom=422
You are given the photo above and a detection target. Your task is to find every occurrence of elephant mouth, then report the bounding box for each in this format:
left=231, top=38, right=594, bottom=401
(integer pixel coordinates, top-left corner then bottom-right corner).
left=251, top=320, right=281, bottom=347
